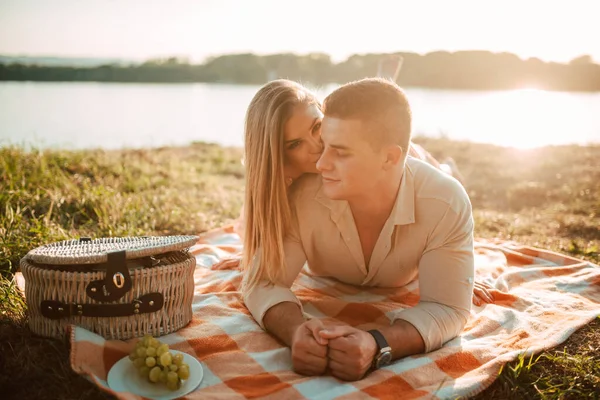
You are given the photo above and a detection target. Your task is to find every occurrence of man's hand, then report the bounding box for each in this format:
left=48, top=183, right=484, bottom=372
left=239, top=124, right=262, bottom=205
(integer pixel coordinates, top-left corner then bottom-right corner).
left=472, top=280, right=495, bottom=306
left=319, top=325, right=378, bottom=381
left=290, top=319, right=329, bottom=376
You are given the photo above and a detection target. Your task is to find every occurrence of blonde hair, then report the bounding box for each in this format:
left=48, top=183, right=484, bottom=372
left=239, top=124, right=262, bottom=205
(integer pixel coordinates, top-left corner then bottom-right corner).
left=242, top=80, right=320, bottom=292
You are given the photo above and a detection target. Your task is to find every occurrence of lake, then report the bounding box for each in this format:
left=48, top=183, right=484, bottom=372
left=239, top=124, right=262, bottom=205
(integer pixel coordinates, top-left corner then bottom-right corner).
left=1, top=81, right=599, bottom=150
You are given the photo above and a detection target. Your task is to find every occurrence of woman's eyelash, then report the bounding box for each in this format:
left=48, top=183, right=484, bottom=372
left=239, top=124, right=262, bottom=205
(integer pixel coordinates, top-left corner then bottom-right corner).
left=288, top=141, right=301, bottom=149
left=312, top=122, right=322, bottom=132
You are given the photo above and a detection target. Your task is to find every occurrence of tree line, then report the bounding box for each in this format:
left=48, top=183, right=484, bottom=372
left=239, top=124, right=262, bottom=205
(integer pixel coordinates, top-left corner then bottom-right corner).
left=1, top=51, right=599, bottom=91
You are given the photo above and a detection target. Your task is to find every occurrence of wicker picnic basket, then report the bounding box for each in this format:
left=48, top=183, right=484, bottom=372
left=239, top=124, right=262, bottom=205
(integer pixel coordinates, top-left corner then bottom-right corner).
left=20, top=235, right=198, bottom=340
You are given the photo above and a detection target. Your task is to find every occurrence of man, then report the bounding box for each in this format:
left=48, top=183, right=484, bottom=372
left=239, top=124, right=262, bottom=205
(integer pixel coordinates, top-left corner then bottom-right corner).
left=243, top=78, right=474, bottom=381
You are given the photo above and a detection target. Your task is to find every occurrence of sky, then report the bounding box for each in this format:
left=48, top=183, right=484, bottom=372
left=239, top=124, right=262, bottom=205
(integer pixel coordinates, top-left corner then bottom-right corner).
left=0, top=0, right=599, bottom=64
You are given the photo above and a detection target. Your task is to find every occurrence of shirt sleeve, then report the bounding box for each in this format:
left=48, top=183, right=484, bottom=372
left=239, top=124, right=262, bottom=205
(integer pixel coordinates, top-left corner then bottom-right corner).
left=242, top=219, right=308, bottom=329
left=390, top=195, right=475, bottom=352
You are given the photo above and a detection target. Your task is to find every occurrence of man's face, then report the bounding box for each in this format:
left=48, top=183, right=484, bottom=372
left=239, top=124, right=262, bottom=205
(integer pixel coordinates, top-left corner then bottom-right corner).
left=316, top=117, right=386, bottom=201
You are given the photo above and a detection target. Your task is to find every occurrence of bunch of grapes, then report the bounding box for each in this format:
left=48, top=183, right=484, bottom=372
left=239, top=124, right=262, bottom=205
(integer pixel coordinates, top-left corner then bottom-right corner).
left=129, top=335, right=191, bottom=391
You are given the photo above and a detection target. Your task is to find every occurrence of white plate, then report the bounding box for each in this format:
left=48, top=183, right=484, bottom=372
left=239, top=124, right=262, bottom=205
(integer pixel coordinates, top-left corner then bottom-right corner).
left=107, top=349, right=203, bottom=400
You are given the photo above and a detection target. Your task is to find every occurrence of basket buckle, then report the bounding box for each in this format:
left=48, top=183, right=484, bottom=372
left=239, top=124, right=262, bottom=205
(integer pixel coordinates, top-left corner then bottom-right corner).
left=86, top=250, right=132, bottom=302
left=113, top=272, right=125, bottom=289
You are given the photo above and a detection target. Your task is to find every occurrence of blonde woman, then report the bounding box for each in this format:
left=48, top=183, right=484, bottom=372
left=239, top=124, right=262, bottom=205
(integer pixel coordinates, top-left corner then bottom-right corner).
left=217, top=79, right=492, bottom=305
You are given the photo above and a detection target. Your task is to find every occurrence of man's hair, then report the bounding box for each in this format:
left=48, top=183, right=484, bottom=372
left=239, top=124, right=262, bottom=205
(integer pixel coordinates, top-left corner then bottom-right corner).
left=322, top=77, right=412, bottom=154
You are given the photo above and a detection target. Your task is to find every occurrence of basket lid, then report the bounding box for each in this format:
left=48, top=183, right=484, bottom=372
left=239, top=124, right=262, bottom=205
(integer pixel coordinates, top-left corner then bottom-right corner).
left=25, top=235, right=199, bottom=265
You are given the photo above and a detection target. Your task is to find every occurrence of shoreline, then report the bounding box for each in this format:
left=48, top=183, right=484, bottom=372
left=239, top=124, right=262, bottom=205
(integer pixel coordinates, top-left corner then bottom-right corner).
left=2, top=137, right=600, bottom=154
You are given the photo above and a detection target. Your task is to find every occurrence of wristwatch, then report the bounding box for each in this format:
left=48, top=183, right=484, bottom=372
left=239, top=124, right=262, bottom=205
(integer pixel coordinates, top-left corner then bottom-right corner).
left=367, top=329, right=393, bottom=369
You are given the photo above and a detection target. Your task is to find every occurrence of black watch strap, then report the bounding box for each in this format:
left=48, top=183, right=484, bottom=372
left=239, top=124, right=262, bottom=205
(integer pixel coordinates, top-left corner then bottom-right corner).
left=367, top=329, right=389, bottom=351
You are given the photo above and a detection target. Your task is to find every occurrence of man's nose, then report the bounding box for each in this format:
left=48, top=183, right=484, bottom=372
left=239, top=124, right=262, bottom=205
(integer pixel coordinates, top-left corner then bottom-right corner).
left=316, top=150, right=330, bottom=172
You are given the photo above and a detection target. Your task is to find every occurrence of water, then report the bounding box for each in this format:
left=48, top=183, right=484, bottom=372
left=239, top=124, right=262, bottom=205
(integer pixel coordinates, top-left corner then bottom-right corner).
left=1, top=81, right=599, bottom=150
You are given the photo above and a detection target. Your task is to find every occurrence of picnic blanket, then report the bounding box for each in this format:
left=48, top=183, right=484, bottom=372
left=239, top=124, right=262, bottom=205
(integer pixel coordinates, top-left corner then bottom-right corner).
left=69, top=225, right=600, bottom=399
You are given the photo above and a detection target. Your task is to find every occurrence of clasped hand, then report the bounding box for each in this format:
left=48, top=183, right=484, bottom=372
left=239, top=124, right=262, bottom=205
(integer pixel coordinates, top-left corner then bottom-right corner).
left=291, top=319, right=378, bottom=381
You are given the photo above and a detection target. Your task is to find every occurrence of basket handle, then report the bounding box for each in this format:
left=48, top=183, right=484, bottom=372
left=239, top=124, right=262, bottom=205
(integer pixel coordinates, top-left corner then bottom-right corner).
left=86, top=250, right=132, bottom=302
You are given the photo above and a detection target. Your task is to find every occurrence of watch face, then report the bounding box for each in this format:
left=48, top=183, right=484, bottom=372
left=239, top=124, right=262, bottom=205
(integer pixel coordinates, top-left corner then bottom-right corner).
left=376, top=351, right=393, bottom=368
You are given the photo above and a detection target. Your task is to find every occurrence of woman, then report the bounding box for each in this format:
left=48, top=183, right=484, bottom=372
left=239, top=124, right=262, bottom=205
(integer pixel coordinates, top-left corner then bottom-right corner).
left=218, top=79, right=492, bottom=305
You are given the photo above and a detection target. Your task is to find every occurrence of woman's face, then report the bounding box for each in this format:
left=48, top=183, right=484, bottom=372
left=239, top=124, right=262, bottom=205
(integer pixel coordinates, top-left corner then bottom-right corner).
left=282, top=103, right=324, bottom=181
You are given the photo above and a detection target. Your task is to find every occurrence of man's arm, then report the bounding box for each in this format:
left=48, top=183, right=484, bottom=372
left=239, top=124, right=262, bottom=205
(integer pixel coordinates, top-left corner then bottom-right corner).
left=263, top=301, right=306, bottom=346
left=320, top=196, right=473, bottom=381
left=379, top=319, right=425, bottom=358
left=390, top=195, right=475, bottom=353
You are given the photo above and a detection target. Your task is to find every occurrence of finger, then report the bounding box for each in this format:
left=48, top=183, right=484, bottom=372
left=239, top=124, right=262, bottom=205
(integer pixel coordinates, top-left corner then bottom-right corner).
left=318, top=325, right=356, bottom=340
left=331, top=370, right=359, bottom=382
left=294, top=361, right=327, bottom=376
left=474, top=287, right=494, bottom=303
left=296, top=333, right=328, bottom=358
left=479, top=281, right=494, bottom=290
left=327, top=348, right=351, bottom=363
left=327, top=336, right=353, bottom=351
left=329, top=359, right=364, bottom=381
left=305, top=341, right=328, bottom=358
left=484, top=289, right=494, bottom=303
left=294, top=363, right=326, bottom=376
left=305, top=319, right=329, bottom=345
left=293, top=354, right=327, bottom=374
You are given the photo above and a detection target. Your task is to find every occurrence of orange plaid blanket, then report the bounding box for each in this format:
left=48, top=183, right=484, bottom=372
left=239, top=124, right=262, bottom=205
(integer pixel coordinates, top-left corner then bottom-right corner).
left=69, top=226, right=600, bottom=399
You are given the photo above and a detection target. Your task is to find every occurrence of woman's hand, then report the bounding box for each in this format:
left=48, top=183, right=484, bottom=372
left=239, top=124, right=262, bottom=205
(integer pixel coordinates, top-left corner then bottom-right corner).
left=211, top=256, right=242, bottom=270
left=472, top=281, right=495, bottom=306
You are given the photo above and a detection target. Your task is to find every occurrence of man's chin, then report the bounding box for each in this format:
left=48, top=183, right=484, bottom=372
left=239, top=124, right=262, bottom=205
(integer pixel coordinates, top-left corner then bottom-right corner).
left=321, top=182, right=345, bottom=200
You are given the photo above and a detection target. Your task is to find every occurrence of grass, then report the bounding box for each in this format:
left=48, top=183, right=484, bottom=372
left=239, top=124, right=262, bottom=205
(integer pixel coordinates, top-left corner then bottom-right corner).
left=1, top=138, right=599, bottom=399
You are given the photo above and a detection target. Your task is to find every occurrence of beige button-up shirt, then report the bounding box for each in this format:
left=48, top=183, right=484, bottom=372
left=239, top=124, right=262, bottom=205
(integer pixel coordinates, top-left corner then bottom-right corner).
left=243, top=157, right=475, bottom=352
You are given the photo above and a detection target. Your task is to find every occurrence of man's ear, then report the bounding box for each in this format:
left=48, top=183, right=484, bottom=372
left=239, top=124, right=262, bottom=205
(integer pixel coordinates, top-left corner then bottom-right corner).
left=382, top=145, right=403, bottom=170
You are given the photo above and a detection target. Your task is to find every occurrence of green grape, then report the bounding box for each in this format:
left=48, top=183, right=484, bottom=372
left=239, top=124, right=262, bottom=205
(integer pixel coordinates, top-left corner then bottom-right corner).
left=145, top=356, right=157, bottom=368
left=167, top=371, right=179, bottom=384
left=136, top=347, right=147, bottom=358
left=160, top=352, right=172, bottom=367
left=148, top=366, right=162, bottom=383
left=142, top=335, right=152, bottom=347
left=133, top=357, right=146, bottom=369
left=178, top=365, right=190, bottom=380
left=129, top=337, right=190, bottom=390
left=156, top=344, right=169, bottom=357
left=166, top=380, right=180, bottom=391
left=173, top=353, right=184, bottom=366
left=139, top=366, right=150, bottom=379
left=159, top=371, right=167, bottom=383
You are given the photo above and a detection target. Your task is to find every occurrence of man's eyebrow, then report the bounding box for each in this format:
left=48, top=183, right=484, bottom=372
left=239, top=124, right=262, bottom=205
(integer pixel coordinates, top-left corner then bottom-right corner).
left=329, top=143, right=351, bottom=150
left=284, top=118, right=320, bottom=144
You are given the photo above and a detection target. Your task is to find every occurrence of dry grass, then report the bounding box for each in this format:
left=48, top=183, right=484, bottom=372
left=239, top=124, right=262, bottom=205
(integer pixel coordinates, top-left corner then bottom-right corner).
left=1, top=138, right=598, bottom=399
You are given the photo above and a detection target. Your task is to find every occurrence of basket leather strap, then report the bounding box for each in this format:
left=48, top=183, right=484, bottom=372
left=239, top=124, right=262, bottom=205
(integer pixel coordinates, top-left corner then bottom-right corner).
left=86, top=250, right=133, bottom=302
left=40, top=292, right=164, bottom=320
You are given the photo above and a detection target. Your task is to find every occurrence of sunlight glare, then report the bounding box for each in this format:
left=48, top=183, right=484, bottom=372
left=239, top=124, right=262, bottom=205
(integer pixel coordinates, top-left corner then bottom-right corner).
left=468, top=89, right=578, bottom=149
